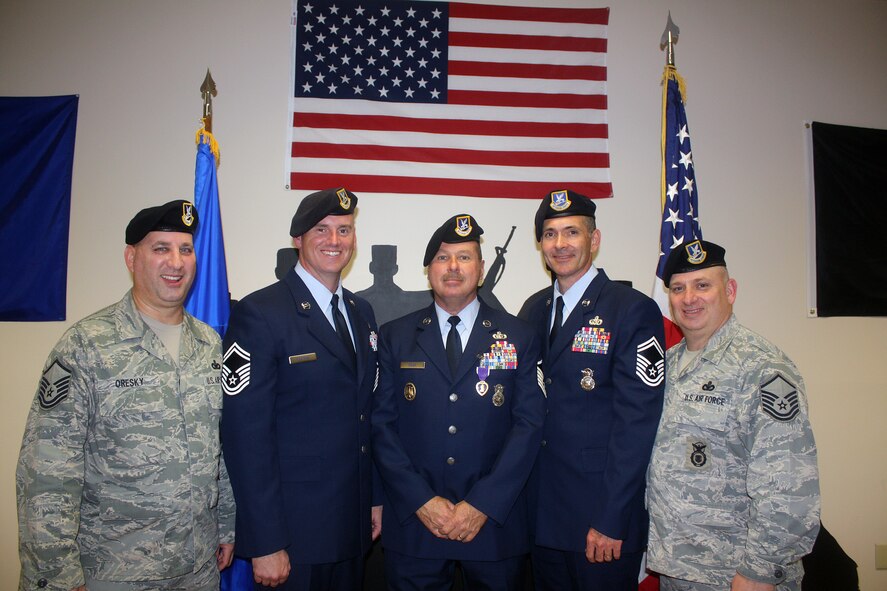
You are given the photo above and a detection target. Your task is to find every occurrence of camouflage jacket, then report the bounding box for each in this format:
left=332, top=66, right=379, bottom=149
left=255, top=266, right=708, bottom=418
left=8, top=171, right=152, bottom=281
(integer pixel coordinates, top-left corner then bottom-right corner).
left=647, top=315, right=820, bottom=587
left=17, top=292, right=235, bottom=590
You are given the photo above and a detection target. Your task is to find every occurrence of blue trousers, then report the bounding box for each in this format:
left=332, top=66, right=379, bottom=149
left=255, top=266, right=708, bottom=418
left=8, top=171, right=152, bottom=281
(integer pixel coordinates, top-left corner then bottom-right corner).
left=384, top=548, right=526, bottom=591
left=531, top=545, right=643, bottom=591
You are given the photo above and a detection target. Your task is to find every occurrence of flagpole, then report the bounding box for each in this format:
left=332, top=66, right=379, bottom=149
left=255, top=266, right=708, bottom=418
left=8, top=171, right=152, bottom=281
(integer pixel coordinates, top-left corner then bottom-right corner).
left=194, top=69, right=253, bottom=591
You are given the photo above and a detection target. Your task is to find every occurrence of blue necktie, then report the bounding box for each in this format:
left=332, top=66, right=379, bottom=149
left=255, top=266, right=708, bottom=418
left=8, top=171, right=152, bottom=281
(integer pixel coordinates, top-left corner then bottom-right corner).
left=332, top=294, right=356, bottom=368
left=550, top=296, right=564, bottom=346
left=446, top=316, right=462, bottom=377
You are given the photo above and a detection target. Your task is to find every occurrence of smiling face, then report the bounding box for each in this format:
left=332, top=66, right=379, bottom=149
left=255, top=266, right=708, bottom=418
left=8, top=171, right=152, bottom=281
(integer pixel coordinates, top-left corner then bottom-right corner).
left=540, top=215, right=600, bottom=293
left=668, top=266, right=737, bottom=351
left=427, top=241, right=485, bottom=315
left=293, top=213, right=355, bottom=292
left=125, top=231, right=196, bottom=323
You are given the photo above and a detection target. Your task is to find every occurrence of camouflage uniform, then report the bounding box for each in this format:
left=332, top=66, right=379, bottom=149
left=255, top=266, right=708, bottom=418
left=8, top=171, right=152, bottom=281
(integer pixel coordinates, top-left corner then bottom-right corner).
left=647, top=315, right=820, bottom=589
left=17, top=292, right=235, bottom=591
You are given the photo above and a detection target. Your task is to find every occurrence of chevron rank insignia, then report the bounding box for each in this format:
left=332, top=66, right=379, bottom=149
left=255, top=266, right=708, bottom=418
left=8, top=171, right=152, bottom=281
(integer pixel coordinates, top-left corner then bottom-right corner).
left=39, top=359, right=72, bottom=410
left=223, top=343, right=251, bottom=396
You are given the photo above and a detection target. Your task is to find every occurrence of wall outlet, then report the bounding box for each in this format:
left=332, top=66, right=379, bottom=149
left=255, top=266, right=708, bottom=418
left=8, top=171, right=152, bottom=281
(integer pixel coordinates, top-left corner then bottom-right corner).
left=876, top=544, right=887, bottom=570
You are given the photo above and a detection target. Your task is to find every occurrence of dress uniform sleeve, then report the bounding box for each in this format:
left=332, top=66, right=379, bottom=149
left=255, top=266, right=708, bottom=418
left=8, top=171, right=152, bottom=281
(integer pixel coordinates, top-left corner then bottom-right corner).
left=371, top=328, right=438, bottom=523
left=463, top=331, right=545, bottom=525
left=590, top=297, right=665, bottom=540
left=16, top=328, right=92, bottom=591
left=221, top=298, right=289, bottom=557
left=737, top=362, right=820, bottom=585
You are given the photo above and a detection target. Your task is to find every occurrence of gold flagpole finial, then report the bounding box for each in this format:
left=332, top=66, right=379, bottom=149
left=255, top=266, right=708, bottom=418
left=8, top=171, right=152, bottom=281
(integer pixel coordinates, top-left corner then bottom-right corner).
left=200, top=69, right=218, bottom=133
left=660, top=12, right=680, bottom=67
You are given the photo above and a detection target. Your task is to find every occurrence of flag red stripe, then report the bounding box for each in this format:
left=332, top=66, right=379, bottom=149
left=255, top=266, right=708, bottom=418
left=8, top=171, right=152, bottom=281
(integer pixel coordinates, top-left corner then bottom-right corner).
left=639, top=574, right=660, bottom=591
left=290, top=172, right=613, bottom=200
left=450, top=31, right=607, bottom=53
left=663, top=317, right=684, bottom=350
left=450, top=2, right=609, bottom=25
left=449, top=60, right=606, bottom=81
left=291, top=142, right=610, bottom=168
left=448, top=90, right=606, bottom=110
left=293, top=113, right=608, bottom=139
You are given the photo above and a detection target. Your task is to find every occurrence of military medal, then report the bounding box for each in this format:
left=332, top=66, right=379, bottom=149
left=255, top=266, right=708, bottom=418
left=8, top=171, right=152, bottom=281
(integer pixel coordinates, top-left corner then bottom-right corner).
left=580, top=368, right=595, bottom=391
left=492, top=384, right=505, bottom=406
left=476, top=367, right=490, bottom=396
left=404, top=382, right=416, bottom=401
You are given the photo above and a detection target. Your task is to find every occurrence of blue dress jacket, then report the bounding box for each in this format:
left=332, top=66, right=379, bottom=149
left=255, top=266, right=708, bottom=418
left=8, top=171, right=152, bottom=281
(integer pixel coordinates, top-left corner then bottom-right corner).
left=524, top=269, right=665, bottom=554
left=221, top=269, right=378, bottom=563
left=373, top=299, right=545, bottom=560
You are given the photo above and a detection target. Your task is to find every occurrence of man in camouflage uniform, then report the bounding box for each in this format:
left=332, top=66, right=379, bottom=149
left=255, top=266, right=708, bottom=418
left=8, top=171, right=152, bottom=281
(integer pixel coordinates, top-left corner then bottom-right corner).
left=16, top=200, right=235, bottom=591
left=646, top=240, right=820, bottom=591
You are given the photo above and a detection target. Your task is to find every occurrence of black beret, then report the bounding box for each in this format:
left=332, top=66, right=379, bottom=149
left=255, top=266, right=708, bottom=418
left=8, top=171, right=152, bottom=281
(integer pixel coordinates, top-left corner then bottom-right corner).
left=662, top=240, right=727, bottom=287
left=290, top=187, right=358, bottom=237
left=423, top=214, right=484, bottom=266
left=534, top=189, right=597, bottom=241
left=125, top=200, right=198, bottom=245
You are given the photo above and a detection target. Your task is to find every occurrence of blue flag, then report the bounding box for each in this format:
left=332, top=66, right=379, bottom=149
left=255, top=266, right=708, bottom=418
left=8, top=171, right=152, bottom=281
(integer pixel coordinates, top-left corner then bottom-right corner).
left=0, top=96, right=78, bottom=321
left=184, top=129, right=230, bottom=336
left=184, top=129, right=254, bottom=589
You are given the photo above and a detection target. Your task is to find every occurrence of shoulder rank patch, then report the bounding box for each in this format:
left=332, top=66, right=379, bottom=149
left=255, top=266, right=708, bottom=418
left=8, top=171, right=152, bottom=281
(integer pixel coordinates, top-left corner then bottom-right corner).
left=636, top=337, right=664, bottom=387
left=223, top=342, right=251, bottom=395
left=39, top=359, right=72, bottom=409
left=760, top=373, right=800, bottom=422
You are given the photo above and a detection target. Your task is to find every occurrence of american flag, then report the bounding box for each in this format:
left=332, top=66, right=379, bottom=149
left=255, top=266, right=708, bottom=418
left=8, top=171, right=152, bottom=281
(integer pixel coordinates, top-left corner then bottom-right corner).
left=652, top=64, right=702, bottom=349
left=288, top=0, right=611, bottom=200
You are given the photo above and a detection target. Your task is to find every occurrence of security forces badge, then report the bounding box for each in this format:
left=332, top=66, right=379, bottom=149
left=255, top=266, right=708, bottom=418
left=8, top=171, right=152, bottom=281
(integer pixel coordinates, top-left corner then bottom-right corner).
left=39, top=359, right=72, bottom=409
left=455, top=215, right=472, bottom=237
left=549, top=189, right=571, bottom=211
left=182, top=201, right=196, bottom=227
left=336, top=188, right=352, bottom=210
left=760, top=373, right=800, bottom=422
left=223, top=342, right=251, bottom=395
left=686, top=438, right=710, bottom=470
left=636, top=336, right=665, bottom=387
left=685, top=239, right=707, bottom=264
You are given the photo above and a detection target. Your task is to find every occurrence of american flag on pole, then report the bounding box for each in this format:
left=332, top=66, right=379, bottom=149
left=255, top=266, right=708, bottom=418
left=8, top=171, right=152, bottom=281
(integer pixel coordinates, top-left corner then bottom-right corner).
left=288, top=0, right=611, bottom=200
left=652, top=64, right=702, bottom=349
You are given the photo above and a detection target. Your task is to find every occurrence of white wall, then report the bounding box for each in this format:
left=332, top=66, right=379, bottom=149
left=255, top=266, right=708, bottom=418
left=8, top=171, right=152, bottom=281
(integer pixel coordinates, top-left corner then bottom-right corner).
left=2, top=0, right=885, bottom=588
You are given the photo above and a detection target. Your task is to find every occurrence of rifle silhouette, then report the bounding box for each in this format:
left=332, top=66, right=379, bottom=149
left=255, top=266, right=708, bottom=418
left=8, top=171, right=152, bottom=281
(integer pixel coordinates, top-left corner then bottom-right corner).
left=479, top=226, right=516, bottom=310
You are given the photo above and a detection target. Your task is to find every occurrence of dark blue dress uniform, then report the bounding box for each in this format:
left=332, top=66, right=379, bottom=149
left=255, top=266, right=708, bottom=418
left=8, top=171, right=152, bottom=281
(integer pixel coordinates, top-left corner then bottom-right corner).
left=524, top=270, right=665, bottom=588
left=221, top=269, right=378, bottom=572
left=372, top=301, right=545, bottom=578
